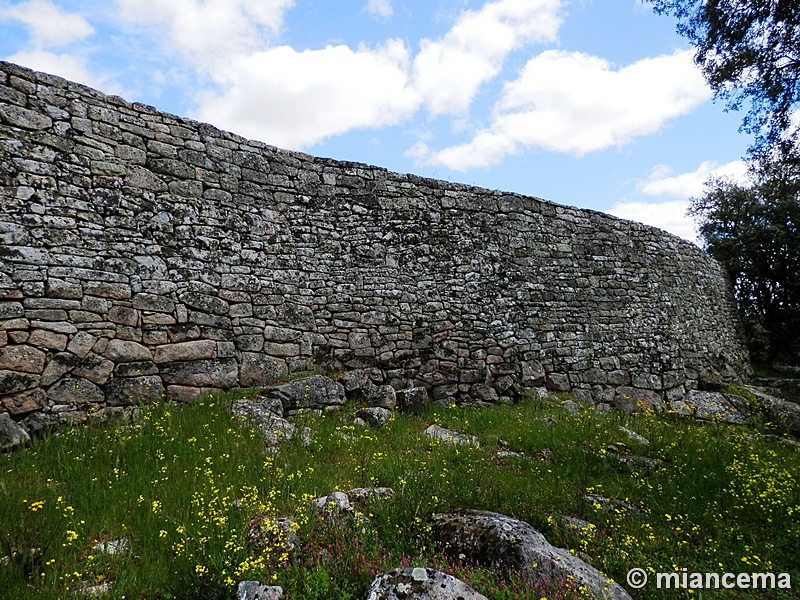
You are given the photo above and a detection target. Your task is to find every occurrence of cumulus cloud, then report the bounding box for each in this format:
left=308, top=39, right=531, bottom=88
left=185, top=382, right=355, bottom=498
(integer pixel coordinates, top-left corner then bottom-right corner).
left=4, top=50, right=119, bottom=92
left=413, top=49, right=710, bottom=169
left=412, top=0, right=562, bottom=116
left=0, top=0, right=94, bottom=48
left=115, top=0, right=294, bottom=66
left=194, top=40, right=419, bottom=149
left=607, top=160, right=750, bottom=244
left=637, top=159, right=749, bottom=198
left=365, top=0, right=393, bottom=19
left=607, top=199, right=699, bottom=243
left=193, top=0, right=564, bottom=149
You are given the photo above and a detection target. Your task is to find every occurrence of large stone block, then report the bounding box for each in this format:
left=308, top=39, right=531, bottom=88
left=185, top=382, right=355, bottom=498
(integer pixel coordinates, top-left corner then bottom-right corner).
left=47, top=377, right=104, bottom=405
left=153, top=340, right=217, bottom=363
left=104, top=339, right=153, bottom=362
left=0, top=344, right=46, bottom=373
left=0, top=369, right=39, bottom=394
left=159, top=358, right=239, bottom=388
left=2, top=388, right=46, bottom=415
left=238, top=352, right=288, bottom=387
left=105, top=375, right=165, bottom=405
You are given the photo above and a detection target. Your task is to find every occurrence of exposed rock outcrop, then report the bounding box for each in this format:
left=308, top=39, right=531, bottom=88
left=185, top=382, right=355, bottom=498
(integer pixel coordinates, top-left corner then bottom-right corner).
left=431, top=509, right=631, bottom=600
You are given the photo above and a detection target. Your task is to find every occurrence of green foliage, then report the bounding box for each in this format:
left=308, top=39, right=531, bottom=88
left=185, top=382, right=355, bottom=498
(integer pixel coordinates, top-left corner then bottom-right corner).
left=647, top=0, right=800, bottom=152
left=688, top=152, right=800, bottom=363
left=1, top=395, right=799, bottom=599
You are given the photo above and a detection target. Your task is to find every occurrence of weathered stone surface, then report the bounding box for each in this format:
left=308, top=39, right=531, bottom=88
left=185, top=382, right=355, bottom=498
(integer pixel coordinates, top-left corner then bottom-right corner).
left=743, top=385, right=800, bottom=436
left=356, top=407, right=393, bottom=428
left=105, top=375, right=165, bottom=405
left=311, top=491, right=355, bottom=518
left=0, top=412, right=31, bottom=449
left=2, top=388, right=45, bottom=415
left=41, top=352, right=80, bottom=386
left=670, top=390, right=750, bottom=424
left=66, top=332, right=97, bottom=359
left=0, top=345, right=46, bottom=373
left=159, top=358, right=238, bottom=387
left=153, top=340, right=216, bottom=363
left=236, top=581, right=284, bottom=600
left=424, top=424, right=480, bottom=447
left=72, top=353, right=115, bottom=384
left=0, top=369, right=39, bottom=394
left=346, top=487, right=395, bottom=507
left=367, top=568, right=487, bottom=600
left=263, top=375, right=346, bottom=412
left=238, top=352, right=288, bottom=387
left=0, top=61, right=752, bottom=425
left=104, top=339, right=153, bottom=363
left=398, top=386, right=430, bottom=414
left=0, top=103, right=52, bottom=129
left=47, top=377, right=104, bottom=405
left=363, top=381, right=397, bottom=409
left=231, top=398, right=312, bottom=446
left=431, top=510, right=631, bottom=600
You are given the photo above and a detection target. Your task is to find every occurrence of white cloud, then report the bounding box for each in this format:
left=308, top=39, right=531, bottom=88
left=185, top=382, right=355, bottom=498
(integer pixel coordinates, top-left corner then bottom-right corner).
left=607, top=160, right=751, bottom=244
left=365, top=0, right=393, bottom=19
left=413, top=49, right=711, bottom=169
left=4, top=50, right=119, bottom=92
left=412, top=0, right=562, bottom=116
left=607, top=199, right=699, bottom=243
left=194, top=40, right=419, bottom=149
left=115, top=0, right=294, bottom=66
left=638, top=160, right=749, bottom=198
left=0, top=0, right=94, bottom=48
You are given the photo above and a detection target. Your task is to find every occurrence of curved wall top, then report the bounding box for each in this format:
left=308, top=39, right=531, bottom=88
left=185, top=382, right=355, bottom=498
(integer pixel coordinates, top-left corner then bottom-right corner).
left=0, top=62, right=749, bottom=428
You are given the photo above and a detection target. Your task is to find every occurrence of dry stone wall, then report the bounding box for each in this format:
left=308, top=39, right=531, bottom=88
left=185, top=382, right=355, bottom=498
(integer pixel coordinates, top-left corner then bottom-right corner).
left=0, top=61, right=750, bottom=430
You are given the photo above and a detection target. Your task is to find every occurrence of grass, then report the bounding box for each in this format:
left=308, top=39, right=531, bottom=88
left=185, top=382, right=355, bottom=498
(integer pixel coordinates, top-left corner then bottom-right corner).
left=1, top=393, right=799, bottom=599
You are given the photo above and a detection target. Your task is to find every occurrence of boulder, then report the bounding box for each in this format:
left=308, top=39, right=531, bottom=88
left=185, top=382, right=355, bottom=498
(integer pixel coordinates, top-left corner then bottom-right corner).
left=431, top=509, right=631, bottom=600
left=367, top=567, right=487, bottom=600
left=0, top=412, right=30, bottom=450
left=742, top=385, right=800, bottom=437
left=356, top=407, right=393, bottom=428
left=239, top=352, right=288, bottom=387
left=263, top=375, right=346, bottom=413
left=231, top=398, right=312, bottom=447
left=346, top=487, right=394, bottom=508
left=424, top=424, right=480, bottom=447
left=397, top=386, right=430, bottom=414
left=237, top=581, right=283, bottom=600
left=670, top=390, right=751, bottom=424
left=311, top=491, right=355, bottom=518
left=363, top=381, right=397, bottom=409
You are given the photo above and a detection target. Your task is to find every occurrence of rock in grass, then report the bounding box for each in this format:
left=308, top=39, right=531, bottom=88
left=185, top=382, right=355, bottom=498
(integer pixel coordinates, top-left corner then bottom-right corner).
left=231, top=398, right=312, bottom=447
left=262, top=375, right=346, bottom=413
left=237, top=581, right=283, bottom=600
left=618, top=426, right=649, bottom=445
left=431, top=509, right=631, bottom=600
left=367, top=567, right=487, bottom=600
left=424, top=424, right=480, bottom=447
left=356, top=406, right=393, bottom=428
left=0, top=412, right=30, bottom=450
left=670, top=390, right=751, bottom=424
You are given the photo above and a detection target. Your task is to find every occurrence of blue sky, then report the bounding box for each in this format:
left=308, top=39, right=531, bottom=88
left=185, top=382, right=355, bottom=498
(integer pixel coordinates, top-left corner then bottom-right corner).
left=0, top=0, right=753, bottom=242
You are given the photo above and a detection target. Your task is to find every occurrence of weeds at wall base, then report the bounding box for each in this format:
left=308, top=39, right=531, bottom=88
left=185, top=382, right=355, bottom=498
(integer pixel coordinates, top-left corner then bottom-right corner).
left=1, top=392, right=798, bottom=599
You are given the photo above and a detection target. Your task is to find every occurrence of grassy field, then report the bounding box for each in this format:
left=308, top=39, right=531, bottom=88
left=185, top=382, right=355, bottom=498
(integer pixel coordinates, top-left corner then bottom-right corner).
left=1, top=392, right=798, bottom=599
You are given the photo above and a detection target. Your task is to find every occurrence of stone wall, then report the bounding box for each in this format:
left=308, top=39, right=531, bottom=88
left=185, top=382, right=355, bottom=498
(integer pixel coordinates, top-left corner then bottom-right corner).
left=0, top=61, right=750, bottom=430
